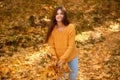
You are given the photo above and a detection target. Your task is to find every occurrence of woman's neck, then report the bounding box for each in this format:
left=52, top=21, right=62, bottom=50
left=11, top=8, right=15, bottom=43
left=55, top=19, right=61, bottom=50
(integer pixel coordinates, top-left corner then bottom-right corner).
left=57, top=22, right=65, bottom=28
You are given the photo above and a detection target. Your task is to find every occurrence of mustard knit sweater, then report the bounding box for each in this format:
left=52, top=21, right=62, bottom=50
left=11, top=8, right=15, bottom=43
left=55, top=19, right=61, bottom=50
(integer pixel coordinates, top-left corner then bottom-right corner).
left=48, top=24, right=78, bottom=63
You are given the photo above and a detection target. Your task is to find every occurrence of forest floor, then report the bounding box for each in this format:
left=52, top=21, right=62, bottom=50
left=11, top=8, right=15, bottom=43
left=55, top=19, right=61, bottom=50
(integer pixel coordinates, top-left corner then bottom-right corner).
left=77, top=25, right=120, bottom=80
left=0, top=24, right=120, bottom=80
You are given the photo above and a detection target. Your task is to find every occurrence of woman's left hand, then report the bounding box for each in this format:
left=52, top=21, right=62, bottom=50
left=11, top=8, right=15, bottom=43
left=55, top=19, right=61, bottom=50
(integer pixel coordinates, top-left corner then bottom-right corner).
left=58, top=58, right=65, bottom=70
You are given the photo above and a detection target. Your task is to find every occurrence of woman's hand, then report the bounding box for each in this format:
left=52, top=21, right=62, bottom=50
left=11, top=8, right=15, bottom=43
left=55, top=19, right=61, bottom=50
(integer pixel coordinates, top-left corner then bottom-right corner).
left=58, top=57, right=66, bottom=70
left=52, top=55, right=57, bottom=60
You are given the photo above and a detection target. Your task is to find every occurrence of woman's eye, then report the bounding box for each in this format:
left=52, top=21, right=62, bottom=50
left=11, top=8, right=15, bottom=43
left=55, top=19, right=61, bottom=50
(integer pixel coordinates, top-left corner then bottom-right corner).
left=56, top=13, right=63, bottom=15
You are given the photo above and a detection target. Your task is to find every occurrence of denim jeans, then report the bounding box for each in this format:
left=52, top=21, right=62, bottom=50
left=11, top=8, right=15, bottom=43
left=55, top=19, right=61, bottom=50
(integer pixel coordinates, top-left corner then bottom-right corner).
left=59, top=57, right=78, bottom=80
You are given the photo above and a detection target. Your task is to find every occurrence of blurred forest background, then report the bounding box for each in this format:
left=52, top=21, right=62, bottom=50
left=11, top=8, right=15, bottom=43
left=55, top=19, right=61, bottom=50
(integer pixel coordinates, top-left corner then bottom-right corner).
left=0, top=0, right=120, bottom=80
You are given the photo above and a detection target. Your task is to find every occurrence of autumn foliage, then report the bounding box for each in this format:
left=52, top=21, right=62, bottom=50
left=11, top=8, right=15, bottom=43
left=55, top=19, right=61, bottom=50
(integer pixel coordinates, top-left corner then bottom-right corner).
left=0, top=0, right=120, bottom=80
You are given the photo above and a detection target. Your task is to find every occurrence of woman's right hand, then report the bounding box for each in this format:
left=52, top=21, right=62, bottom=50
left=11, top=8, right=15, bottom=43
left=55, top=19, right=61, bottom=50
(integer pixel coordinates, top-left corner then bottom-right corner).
left=51, top=55, right=58, bottom=66
left=52, top=55, right=58, bottom=61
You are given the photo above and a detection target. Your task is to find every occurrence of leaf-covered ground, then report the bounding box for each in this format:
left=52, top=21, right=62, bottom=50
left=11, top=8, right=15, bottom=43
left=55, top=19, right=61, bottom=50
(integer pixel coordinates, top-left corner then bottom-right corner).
left=77, top=24, right=120, bottom=80
left=0, top=0, right=120, bottom=80
left=0, top=23, right=120, bottom=80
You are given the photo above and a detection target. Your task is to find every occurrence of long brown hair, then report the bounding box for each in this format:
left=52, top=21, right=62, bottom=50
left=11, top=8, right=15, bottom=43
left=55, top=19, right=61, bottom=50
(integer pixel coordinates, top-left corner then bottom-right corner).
left=46, top=6, right=70, bottom=42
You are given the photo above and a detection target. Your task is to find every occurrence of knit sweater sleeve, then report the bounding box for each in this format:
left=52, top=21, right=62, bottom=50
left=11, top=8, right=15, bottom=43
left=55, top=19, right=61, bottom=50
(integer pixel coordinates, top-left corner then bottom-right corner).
left=47, top=33, right=56, bottom=56
left=60, top=24, right=76, bottom=62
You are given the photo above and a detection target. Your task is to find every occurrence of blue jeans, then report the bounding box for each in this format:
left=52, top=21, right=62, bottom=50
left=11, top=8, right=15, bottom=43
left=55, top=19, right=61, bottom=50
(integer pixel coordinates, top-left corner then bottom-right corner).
left=59, top=57, right=78, bottom=80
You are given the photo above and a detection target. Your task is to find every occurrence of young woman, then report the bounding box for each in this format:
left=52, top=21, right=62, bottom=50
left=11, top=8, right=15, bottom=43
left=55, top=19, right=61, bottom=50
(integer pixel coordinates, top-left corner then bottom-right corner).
left=46, top=6, right=78, bottom=80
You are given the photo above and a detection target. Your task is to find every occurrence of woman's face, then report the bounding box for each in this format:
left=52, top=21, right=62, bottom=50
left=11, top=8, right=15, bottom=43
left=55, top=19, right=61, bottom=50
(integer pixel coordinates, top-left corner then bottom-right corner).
left=55, top=9, right=64, bottom=22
